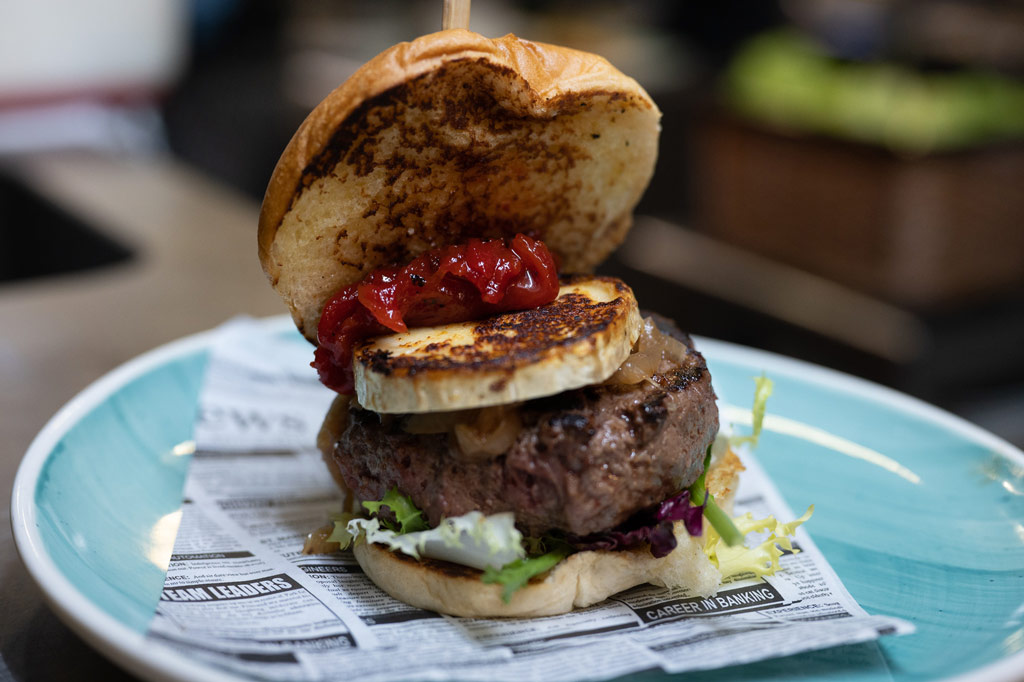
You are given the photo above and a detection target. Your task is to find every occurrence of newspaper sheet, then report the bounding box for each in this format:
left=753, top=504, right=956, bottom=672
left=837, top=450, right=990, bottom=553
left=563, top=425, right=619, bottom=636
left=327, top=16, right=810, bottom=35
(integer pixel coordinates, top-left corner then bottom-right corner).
left=147, top=318, right=913, bottom=681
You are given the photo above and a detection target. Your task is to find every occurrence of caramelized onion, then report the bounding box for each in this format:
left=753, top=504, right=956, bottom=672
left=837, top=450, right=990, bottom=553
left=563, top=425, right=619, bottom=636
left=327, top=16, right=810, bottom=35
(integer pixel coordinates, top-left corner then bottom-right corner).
left=401, top=405, right=523, bottom=459
left=302, top=523, right=340, bottom=555
left=607, top=317, right=688, bottom=385
left=454, top=405, right=522, bottom=459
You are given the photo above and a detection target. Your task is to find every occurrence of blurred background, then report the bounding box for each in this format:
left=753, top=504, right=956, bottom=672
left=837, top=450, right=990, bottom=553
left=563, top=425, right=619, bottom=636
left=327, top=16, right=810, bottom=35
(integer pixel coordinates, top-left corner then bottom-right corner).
left=1, top=0, right=1022, bottom=449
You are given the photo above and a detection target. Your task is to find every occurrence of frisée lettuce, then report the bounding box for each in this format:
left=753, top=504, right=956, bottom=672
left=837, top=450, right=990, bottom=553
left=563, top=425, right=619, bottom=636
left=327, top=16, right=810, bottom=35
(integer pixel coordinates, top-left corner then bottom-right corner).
left=698, top=374, right=810, bottom=579
left=704, top=506, right=814, bottom=581
left=328, top=490, right=526, bottom=571
left=730, top=374, right=773, bottom=449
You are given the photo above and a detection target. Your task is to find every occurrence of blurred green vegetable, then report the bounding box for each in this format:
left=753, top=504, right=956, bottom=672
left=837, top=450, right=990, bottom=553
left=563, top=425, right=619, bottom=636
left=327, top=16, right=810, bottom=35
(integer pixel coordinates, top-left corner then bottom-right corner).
left=725, top=30, right=1024, bottom=153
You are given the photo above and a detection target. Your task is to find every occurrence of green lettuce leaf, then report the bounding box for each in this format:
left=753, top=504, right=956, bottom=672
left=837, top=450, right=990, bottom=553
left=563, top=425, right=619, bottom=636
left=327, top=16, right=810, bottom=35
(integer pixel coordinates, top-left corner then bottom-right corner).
left=362, top=487, right=429, bottom=533
left=482, top=542, right=572, bottom=603
left=325, top=512, right=361, bottom=550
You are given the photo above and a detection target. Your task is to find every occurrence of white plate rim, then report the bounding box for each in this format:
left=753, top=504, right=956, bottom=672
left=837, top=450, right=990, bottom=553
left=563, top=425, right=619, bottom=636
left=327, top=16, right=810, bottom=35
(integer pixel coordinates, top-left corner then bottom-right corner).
left=11, top=315, right=1024, bottom=682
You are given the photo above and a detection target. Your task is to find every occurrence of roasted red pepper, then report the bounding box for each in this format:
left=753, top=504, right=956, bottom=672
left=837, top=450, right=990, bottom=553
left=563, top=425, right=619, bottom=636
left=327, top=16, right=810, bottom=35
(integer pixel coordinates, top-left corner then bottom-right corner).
left=314, top=234, right=560, bottom=393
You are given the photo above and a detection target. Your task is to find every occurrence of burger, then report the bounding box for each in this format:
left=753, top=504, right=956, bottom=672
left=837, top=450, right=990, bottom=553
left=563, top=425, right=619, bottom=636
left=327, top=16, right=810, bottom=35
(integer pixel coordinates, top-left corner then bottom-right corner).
left=258, top=29, right=748, bottom=617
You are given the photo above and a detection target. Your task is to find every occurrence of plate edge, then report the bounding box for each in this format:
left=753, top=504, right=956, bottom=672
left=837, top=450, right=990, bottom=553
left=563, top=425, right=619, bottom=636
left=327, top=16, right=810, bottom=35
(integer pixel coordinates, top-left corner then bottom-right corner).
left=10, top=316, right=295, bottom=682
left=11, top=317, right=1024, bottom=682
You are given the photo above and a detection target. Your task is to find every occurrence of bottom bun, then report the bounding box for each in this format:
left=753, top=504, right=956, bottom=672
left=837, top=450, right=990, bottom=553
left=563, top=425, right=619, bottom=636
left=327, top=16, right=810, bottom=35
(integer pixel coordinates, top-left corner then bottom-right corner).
left=353, top=450, right=745, bottom=617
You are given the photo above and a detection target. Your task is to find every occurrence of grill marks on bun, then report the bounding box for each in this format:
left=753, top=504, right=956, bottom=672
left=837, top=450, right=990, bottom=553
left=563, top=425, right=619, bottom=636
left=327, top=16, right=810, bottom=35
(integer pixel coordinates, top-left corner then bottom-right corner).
left=259, top=30, right=660, bottom=342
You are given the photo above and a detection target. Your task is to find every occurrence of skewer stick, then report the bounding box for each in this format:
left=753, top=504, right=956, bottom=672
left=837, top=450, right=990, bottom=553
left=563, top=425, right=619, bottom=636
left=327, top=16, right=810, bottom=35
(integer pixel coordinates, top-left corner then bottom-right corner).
left=443, top=0, right=471, bottom=31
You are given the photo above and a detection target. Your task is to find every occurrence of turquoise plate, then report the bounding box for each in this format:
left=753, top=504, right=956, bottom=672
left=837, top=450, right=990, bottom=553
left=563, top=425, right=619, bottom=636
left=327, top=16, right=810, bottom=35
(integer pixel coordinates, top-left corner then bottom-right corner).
left=12, top=316, right=1024, bottom=682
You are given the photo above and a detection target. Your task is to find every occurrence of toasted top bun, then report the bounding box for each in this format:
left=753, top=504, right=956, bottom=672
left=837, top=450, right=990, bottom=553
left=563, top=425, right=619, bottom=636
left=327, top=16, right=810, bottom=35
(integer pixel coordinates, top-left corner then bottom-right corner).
left=259, top=29, right=661, bottom=342
left=353, top=450, right=745, bottom=618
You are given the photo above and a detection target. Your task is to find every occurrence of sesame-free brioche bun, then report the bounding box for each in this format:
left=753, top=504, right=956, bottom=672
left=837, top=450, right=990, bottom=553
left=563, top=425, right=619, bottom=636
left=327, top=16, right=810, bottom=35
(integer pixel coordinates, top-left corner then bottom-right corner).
left=352, top=450, right=744, bottom=618
left=258, top=29, right=661, bottom=342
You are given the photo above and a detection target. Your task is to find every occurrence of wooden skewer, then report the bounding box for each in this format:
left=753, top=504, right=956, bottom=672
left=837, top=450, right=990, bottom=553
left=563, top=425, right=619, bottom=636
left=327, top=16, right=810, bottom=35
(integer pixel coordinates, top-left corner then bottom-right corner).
left=443, top=0, right=471, bottom=30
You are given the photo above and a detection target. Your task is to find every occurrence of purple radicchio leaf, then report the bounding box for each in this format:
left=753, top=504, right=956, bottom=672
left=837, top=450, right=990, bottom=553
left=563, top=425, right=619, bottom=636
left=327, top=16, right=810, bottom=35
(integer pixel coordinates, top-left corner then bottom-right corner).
left=646, top=521, right=679, bottom=558
left=656, top=489, right=706, bottom=538
left=565, top=489, right=707, bottom=559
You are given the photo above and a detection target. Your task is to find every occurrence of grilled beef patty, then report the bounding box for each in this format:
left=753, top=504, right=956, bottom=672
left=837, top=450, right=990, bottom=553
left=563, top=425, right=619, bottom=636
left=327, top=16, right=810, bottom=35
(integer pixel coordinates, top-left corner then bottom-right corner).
left=331, top=324, right=718, bottom=537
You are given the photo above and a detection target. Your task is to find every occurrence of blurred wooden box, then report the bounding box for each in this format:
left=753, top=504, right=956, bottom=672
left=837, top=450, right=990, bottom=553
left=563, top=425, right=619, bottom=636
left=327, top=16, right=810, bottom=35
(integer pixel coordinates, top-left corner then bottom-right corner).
left=691, top=116, right=1024, bottom=309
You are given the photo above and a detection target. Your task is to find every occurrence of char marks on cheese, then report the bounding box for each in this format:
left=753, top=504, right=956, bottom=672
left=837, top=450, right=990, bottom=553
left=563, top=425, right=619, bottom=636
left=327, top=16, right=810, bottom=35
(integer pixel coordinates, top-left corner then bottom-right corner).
left=352, top=275, right=642, bottom=413
left=361, top=278, right=632, bottom=373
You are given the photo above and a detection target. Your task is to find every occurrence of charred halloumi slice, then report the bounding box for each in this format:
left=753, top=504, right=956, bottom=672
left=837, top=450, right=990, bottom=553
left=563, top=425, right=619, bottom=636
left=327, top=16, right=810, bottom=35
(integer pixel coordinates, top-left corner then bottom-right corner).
left=353, top=275, right=642, bottom=413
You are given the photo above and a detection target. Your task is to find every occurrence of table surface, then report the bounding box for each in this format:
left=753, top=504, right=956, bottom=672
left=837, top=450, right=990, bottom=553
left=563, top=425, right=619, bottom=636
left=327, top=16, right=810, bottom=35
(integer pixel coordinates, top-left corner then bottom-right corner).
left=1, top=151, right=283, bottom=681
